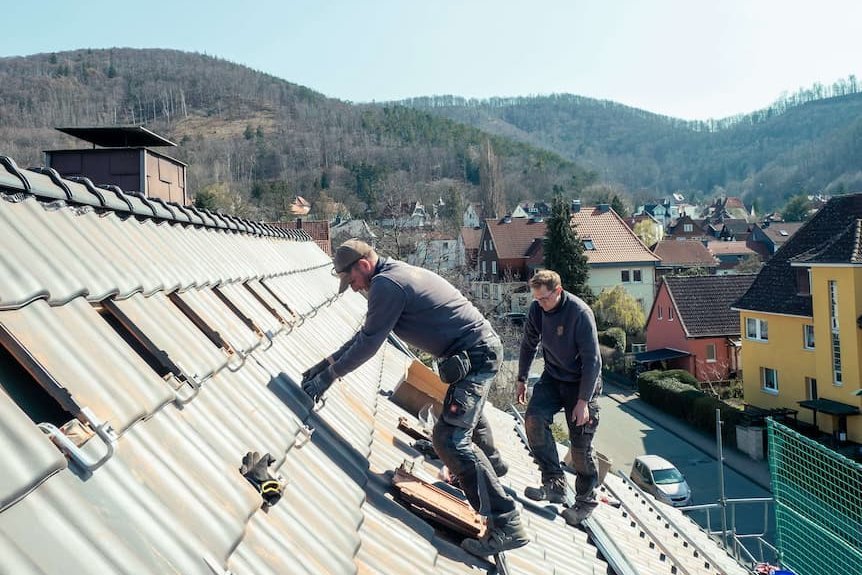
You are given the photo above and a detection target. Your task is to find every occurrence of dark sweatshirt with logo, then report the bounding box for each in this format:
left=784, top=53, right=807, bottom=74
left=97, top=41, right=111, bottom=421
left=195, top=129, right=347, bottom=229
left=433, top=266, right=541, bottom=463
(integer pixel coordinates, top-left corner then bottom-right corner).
left=331, top=258, right=495, bottom=377
left=517, top=291, right=602, bottom=401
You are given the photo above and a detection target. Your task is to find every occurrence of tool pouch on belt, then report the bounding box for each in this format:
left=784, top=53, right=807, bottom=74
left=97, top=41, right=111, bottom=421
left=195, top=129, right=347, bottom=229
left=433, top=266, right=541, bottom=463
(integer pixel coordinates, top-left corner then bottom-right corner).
left=438, top=351, right=471, bottom=384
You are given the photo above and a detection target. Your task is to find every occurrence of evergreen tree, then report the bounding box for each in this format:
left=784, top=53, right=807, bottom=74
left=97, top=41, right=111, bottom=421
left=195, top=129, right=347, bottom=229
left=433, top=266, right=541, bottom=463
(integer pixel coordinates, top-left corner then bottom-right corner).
left=611, top=194, right=627, bottom=217
left=782, top=194, right=811, bottom=222
left=543, top=194, right=593, bottom=302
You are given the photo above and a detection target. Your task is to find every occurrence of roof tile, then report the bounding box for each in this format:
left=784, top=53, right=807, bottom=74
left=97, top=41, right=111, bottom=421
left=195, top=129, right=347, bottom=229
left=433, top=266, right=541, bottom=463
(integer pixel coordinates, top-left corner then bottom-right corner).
left=664, top=275, right=756, bottom=337
left=653, top=240, right=719, bottom=267
left=737, top=193, right=862, bottom=315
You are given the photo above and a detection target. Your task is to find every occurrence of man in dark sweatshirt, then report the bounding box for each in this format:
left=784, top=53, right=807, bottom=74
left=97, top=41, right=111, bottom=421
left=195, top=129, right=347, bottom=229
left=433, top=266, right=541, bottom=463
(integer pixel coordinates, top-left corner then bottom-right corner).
left=516, top=269, right=602, bottom=526
left=302, top=239, right=529, bottom=557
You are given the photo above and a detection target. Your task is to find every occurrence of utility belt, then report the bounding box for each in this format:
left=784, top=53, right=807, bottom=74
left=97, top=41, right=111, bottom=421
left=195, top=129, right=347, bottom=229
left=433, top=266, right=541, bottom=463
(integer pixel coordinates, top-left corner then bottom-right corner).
left=438, top=343, right=494, bottom=385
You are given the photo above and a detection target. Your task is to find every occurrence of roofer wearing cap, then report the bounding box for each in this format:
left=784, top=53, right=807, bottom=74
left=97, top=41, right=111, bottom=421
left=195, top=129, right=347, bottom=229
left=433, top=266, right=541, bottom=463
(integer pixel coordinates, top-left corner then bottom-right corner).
left=516, top=269, right=602, bottom=526
left=301, top=238, right=529, bottom=557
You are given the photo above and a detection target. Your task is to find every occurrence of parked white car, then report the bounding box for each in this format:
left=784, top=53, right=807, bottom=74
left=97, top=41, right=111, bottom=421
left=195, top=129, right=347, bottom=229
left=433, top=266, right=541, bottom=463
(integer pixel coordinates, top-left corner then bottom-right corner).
left=630, top=455, right=692, bottom=507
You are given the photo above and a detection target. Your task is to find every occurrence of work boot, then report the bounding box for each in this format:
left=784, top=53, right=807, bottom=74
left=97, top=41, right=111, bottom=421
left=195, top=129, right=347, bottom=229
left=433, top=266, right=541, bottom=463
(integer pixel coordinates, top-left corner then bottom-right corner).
left=524, top=476, right=567, bottom=504
left=561, top=504, right=595, bottom=527
left=461, top=515, right=529, bottom=557
left=492, top=459, right=509, bottom=478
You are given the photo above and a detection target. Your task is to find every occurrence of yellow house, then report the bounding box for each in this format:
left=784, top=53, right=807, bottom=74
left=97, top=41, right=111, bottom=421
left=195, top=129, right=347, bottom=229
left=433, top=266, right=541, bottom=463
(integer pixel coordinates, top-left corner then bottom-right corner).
left=735, top=195, right=862, bottom=444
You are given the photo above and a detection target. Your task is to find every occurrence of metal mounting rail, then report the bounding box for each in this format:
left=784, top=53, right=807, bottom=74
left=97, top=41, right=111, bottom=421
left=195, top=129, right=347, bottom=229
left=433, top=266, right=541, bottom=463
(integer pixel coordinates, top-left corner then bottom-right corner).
left=611, top=470, right=752, bottom=575
left=582, top=515, right=640, bottom=575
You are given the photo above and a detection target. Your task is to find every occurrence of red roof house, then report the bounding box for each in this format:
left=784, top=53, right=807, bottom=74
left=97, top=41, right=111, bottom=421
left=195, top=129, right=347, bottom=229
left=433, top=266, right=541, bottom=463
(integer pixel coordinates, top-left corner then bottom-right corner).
left=642, top=275, right=756, bottom=381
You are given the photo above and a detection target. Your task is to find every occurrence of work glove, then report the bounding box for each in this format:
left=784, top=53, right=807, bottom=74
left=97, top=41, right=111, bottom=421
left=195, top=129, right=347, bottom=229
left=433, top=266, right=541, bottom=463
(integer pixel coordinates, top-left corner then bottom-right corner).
left=240, top=451, right=283, bottom=509
left=301, top=357, right=331, bottom=384
left=301, top=365, right=336, bottom=402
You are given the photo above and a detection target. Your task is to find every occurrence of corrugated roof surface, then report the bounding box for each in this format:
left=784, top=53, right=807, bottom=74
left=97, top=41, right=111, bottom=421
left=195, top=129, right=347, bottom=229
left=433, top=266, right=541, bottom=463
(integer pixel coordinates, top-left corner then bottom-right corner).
left=664, top=275, right=756, bottom=338
left=571, top=208, right=659, bottom=264
left=0, top=161, right=750, bottom=574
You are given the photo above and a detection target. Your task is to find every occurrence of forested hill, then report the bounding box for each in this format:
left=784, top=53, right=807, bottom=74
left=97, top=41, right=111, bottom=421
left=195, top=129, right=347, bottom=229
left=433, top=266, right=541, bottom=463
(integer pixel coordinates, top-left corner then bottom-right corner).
left=399, top=87, right=862, bottom=211
left=0, top=48, right=591, bottom=223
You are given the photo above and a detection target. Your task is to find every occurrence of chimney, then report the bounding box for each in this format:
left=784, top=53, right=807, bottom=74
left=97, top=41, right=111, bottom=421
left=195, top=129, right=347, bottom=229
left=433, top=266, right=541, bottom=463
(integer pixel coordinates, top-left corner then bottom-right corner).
left=46, top=126, right=188, bottom=205
left=571, top=199, right=581, bottom=213
left=502, top=214, right=512, bottom=224
left=598, top=203, right=610, bottom=213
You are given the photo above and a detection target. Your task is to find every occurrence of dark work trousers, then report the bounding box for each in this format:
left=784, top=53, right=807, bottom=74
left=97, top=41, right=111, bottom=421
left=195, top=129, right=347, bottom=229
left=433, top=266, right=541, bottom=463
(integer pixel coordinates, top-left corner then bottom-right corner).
left=525, top=373, right=600, bottom=509
left=432, top=337, right=517, bottom=524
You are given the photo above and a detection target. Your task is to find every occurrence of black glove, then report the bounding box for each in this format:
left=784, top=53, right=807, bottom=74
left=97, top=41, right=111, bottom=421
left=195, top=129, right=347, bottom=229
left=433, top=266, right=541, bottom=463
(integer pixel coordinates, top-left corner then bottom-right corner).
left=240, top=451, right=283, bottom=509
left=301, top=365, right=336, bottom=402
left=301, top=358, right=330, bottom=384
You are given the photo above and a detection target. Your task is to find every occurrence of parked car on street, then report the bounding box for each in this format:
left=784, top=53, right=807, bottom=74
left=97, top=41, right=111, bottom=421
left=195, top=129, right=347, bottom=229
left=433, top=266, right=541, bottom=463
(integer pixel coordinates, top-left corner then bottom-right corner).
left=629, top=455, right=692, bottom=507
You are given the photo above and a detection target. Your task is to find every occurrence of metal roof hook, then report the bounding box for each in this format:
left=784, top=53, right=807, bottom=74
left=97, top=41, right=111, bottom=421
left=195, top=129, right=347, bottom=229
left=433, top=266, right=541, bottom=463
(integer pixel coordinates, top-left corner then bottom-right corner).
left=259, top=329, right=277, bottom=351
left=38, top=407, right=117, bottom=473
left=227, top=350, right=248, bottom=372
left=294, top=424, right=314, bottom=449
left=312, top=395, right=327, bottom=413
left=172, top=374, right=202, bottom=406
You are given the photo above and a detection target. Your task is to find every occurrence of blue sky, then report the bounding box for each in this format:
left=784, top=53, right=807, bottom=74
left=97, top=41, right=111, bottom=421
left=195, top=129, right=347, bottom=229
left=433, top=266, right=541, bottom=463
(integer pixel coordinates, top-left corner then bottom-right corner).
left=2, top=0, right=861, bottom=120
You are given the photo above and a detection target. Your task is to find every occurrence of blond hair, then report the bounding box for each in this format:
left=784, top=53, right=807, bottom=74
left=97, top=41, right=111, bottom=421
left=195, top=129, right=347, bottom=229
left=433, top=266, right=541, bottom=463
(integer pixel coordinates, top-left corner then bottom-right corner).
left=529, top=269, right=561, bottom=291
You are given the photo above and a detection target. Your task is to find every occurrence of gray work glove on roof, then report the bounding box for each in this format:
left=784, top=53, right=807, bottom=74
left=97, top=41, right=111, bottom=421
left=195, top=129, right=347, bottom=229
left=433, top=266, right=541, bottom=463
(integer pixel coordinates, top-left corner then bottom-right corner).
left=301, top=364, right=336, bottom=402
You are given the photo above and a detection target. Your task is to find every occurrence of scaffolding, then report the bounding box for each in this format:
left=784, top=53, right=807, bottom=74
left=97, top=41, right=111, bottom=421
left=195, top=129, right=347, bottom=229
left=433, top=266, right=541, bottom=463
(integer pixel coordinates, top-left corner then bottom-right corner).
left=767, top=418, right=862, bottom=575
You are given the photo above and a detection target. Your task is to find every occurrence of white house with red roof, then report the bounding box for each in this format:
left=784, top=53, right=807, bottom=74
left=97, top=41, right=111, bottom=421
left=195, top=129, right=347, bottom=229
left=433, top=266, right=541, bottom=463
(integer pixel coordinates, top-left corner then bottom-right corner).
left=477, top=204, right=659, bottom=314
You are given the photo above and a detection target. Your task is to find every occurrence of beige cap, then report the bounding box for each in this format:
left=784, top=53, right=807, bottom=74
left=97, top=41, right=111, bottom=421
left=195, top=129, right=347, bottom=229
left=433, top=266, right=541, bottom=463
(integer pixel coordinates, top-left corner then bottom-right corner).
left=334, top=239, right=373, bottom=293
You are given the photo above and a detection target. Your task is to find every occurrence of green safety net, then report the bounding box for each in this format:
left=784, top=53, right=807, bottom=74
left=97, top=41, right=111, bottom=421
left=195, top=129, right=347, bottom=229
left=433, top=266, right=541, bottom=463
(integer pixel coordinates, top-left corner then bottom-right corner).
left=767, top=419, right=862, bottom=575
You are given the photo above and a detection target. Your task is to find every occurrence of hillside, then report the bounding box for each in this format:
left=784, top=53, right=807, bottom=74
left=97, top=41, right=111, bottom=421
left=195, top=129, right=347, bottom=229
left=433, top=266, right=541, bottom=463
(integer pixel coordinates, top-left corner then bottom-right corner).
left=0, top=48, right=592, bottom=223
left=399, top=89, right=862, bottom=211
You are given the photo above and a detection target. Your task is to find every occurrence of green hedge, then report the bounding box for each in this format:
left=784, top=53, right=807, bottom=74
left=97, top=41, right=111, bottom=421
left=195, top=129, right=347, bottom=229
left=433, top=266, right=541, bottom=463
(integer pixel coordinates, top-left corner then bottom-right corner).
left=598, top=327, right=626, bottom=355
left=637, top=372, right=745, bottom=442
left=638, top=368, right=699, bottom=387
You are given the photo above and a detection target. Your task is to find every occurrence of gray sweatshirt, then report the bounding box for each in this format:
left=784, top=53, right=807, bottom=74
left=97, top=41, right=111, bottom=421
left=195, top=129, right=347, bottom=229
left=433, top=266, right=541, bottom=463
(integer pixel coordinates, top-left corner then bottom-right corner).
left=332, top=258, right=494, bottom=377
left=517, top=291, right=602, bottom=401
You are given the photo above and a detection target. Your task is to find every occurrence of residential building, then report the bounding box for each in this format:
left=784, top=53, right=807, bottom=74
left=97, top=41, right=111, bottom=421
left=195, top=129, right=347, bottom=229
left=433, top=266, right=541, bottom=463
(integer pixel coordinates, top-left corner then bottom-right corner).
left=734, top=194, right=862, bottom=444
left=330, top=218, right=377, bottom=248
left=462, top=203, right=485, bottom=228
left=748, top=222, right=804, bottom=257
left=476, top=216, right=546, bottom=283
left=572, top=204, right=660, bottom=314
left=642, top=275, right=755, bottom=381
left=703, top=196, right=751, bottom=222
left=666, top=215, right=708, bottom=240
left=459, top=226, right=482, bottom=270
left=707, top=240, right=757, bottom=273
left=717, top=219, right=752, bottom=241
left=476, top=205, right=660, bottom=314
left=406, top=231, right=463, bottom=272
left=651, top=240, right=719, bottom=280
left=624, top=213, right=664, bottom=244
left=378, top=200, right=429, bottom=228
left=271, top=218, right=331, bottom=255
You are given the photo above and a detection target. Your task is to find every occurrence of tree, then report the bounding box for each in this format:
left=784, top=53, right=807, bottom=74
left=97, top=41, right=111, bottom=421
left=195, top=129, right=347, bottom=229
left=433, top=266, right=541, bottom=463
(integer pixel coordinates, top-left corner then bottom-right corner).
left=734, top=254, right=762, bottom=274
left=611, top=194, right=628, bottom=218
left=438, top=186, right=465, bottom=233
left=782, top=194, right=811, bottom=222
left=479, top=139, right=505, bottom=218
left=632, top=220, right=659, bottom=247
left=543, top=194, right=593, bottom=302
left=592, top=286, right=645, bottom=335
